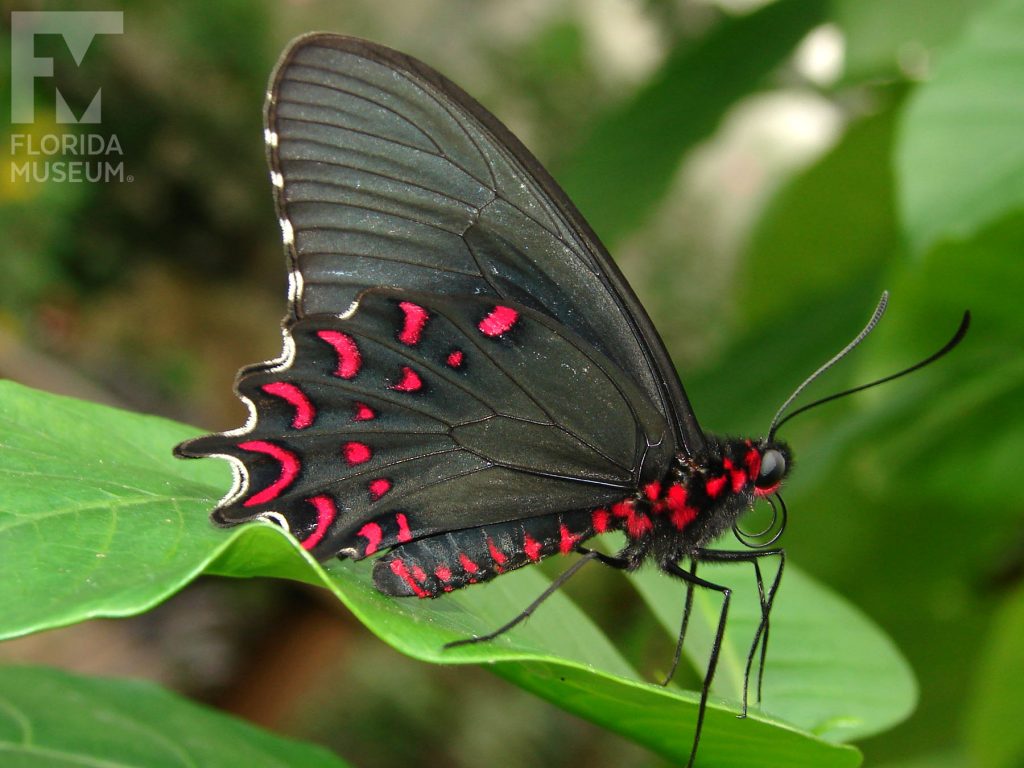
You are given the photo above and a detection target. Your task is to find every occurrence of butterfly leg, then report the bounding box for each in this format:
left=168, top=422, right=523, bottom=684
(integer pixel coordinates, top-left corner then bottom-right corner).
left=661, top=559, right=698, bottom=687
left=444, top=549, right=603, bottom=649
left=660, top=560, right=731, bottom=768
left=694, top=547, right=785, bottom=715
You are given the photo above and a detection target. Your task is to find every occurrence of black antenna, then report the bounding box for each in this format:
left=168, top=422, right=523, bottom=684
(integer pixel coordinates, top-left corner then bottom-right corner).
left=769, top=300, right=971, bottom=439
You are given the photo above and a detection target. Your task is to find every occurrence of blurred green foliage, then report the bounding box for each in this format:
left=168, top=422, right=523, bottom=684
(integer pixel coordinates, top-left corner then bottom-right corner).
left=1, top=1, right=1022, bottom=767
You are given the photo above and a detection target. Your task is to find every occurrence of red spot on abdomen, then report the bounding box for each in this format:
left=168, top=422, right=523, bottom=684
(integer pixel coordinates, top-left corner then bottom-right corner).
left=391, top=366, right=423, bottom=392
left=357, top=522, right=383, bottom=555
left=558, top=523, right=579, bottom=554
left=705, top=475, right=727, bottom=499
left=344, top=441, right=372, bottom=465
left=300, top=495, right=337, bottom=550
left=664, top=484, right=698, bottom=530
left=238, top=441, right=300, bottom=506
left=389, top=558, right=429, bottom=598
left=487, top=537, right=507, bottom=567
left=478, top=305, right=518, bottom=337
left=592, top=508, right=611, bottom=533
left=397, top=301, right=429, bottom=345
left=353, top=402, right=376, bottom=421
left=316, top=330, right=361, bottom=378
left=523, top=533, right=542, bottom=561
left=613, top=499, right=653, bottom=538
left=261, top=381, right=315, bottom=429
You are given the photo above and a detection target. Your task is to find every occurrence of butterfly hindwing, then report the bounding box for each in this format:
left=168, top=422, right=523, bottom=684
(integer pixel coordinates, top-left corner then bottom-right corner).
left=178, top=289, right=672, bottom=560
left=267, top=34, right=703, bottom=454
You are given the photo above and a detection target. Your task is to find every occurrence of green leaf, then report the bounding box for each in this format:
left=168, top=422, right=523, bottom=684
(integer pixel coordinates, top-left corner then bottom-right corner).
left=896, top=0, right=1024, bottom=255
left=0, top=381, right=866, bottom=765
left=632, top=555, right=916, bottom=742
left=556, top=0, right=827, bottom=246
left=964, top=586, right=1024, bottom=767
left=0, top=665, right=349, bottom=767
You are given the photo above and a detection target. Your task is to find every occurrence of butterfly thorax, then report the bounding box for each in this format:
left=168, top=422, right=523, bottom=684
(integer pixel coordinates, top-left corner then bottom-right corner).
left=613, top=437, right=792, bottom=568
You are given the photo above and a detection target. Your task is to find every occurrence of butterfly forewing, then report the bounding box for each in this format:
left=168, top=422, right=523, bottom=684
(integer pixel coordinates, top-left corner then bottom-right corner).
left=267, top=34, right=703, bottom=453
left=179, top=290, right=672, bottom=559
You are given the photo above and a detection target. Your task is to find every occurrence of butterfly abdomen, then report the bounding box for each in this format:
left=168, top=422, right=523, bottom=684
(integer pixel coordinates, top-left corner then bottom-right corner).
left=372, top=508, right=608, bottom=597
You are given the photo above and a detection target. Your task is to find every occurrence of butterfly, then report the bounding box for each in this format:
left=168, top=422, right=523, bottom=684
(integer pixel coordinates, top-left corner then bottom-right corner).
left=176, top=33, right=969, bottom=766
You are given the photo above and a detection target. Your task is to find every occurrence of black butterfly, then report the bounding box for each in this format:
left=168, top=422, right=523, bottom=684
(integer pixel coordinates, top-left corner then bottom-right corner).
left=176, top=34, right=969, bottom=766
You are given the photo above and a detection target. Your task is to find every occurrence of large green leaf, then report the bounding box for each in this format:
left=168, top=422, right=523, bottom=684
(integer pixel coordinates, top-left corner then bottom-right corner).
left=0, top=665, right=349, bottom=767
left=965, top=586, right=1024, bottom=768
left=896, top=0, right=1024, bottom=255
left=0, top=380, right=870, bottom=765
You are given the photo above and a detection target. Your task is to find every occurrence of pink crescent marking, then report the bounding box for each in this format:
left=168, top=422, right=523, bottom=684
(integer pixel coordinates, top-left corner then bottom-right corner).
left=238, top=441, right=300, bottom=506
left=390, top=366, right=422, bottom=392
left=357, top=522, right=383, bottom=555
left=316, top=330, right=361, bottom=378
left=261, top=381, right=315, bottom=429
left=397, top=301, right=429, bottom=345
left=301, top=495, right=337, bottom=550
left=478, top=305, right=518, bottom=337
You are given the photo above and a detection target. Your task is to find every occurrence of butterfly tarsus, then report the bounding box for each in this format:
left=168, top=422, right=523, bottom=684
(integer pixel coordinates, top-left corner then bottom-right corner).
left=661, top=559, right=732, bottom=768
left=694, top=546, right=786, bottom=716
left=443, top=549, right=603, bottom=650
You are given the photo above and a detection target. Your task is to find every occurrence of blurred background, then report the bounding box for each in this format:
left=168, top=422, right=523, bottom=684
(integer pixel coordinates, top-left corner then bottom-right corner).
left=2, top=1, right=1022, bottom=766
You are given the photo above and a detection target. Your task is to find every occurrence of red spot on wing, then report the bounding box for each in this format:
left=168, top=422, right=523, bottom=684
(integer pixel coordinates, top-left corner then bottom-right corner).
left=343, top=441, right=372, bottom=466
left=353, top=402, right=376, bottom=421
left=395, top=512, right=413, bottom=543
left=316, top=330, right=361, bottom=378
left=300, top=495, right=337, bottom=550
left=592, top=508, right=611, bottom=533
left=478, top=305, right=519, bottom=337
left=487, top=537, right=507, bottom=567
left=446, top=349, right=464, bottom=368
left=458, top=552, right=479, bottom=574
left=390, top=366, right=423, bottom=392
left=558, top=524, right=579, bottom=555
left=389, top=558, right=429, bottom=598
left=523, top=533, right=542, bottom=561
left=705, top=475, right=727, bottom=499
left=238, top=441, right=300, bottom=506
left=368, top=478, right=392, bottom=500
left=357, top=522, right=383, bottom=555
left=435, top=565, right=452, bottom=582
left=397, top=301, right=429, bottom=345
left=261, top=382, right=315, bottom=429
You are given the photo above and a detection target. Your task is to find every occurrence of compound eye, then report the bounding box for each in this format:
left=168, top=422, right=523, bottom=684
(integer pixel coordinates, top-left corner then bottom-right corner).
left=755, top=449, right=786, bottom=490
